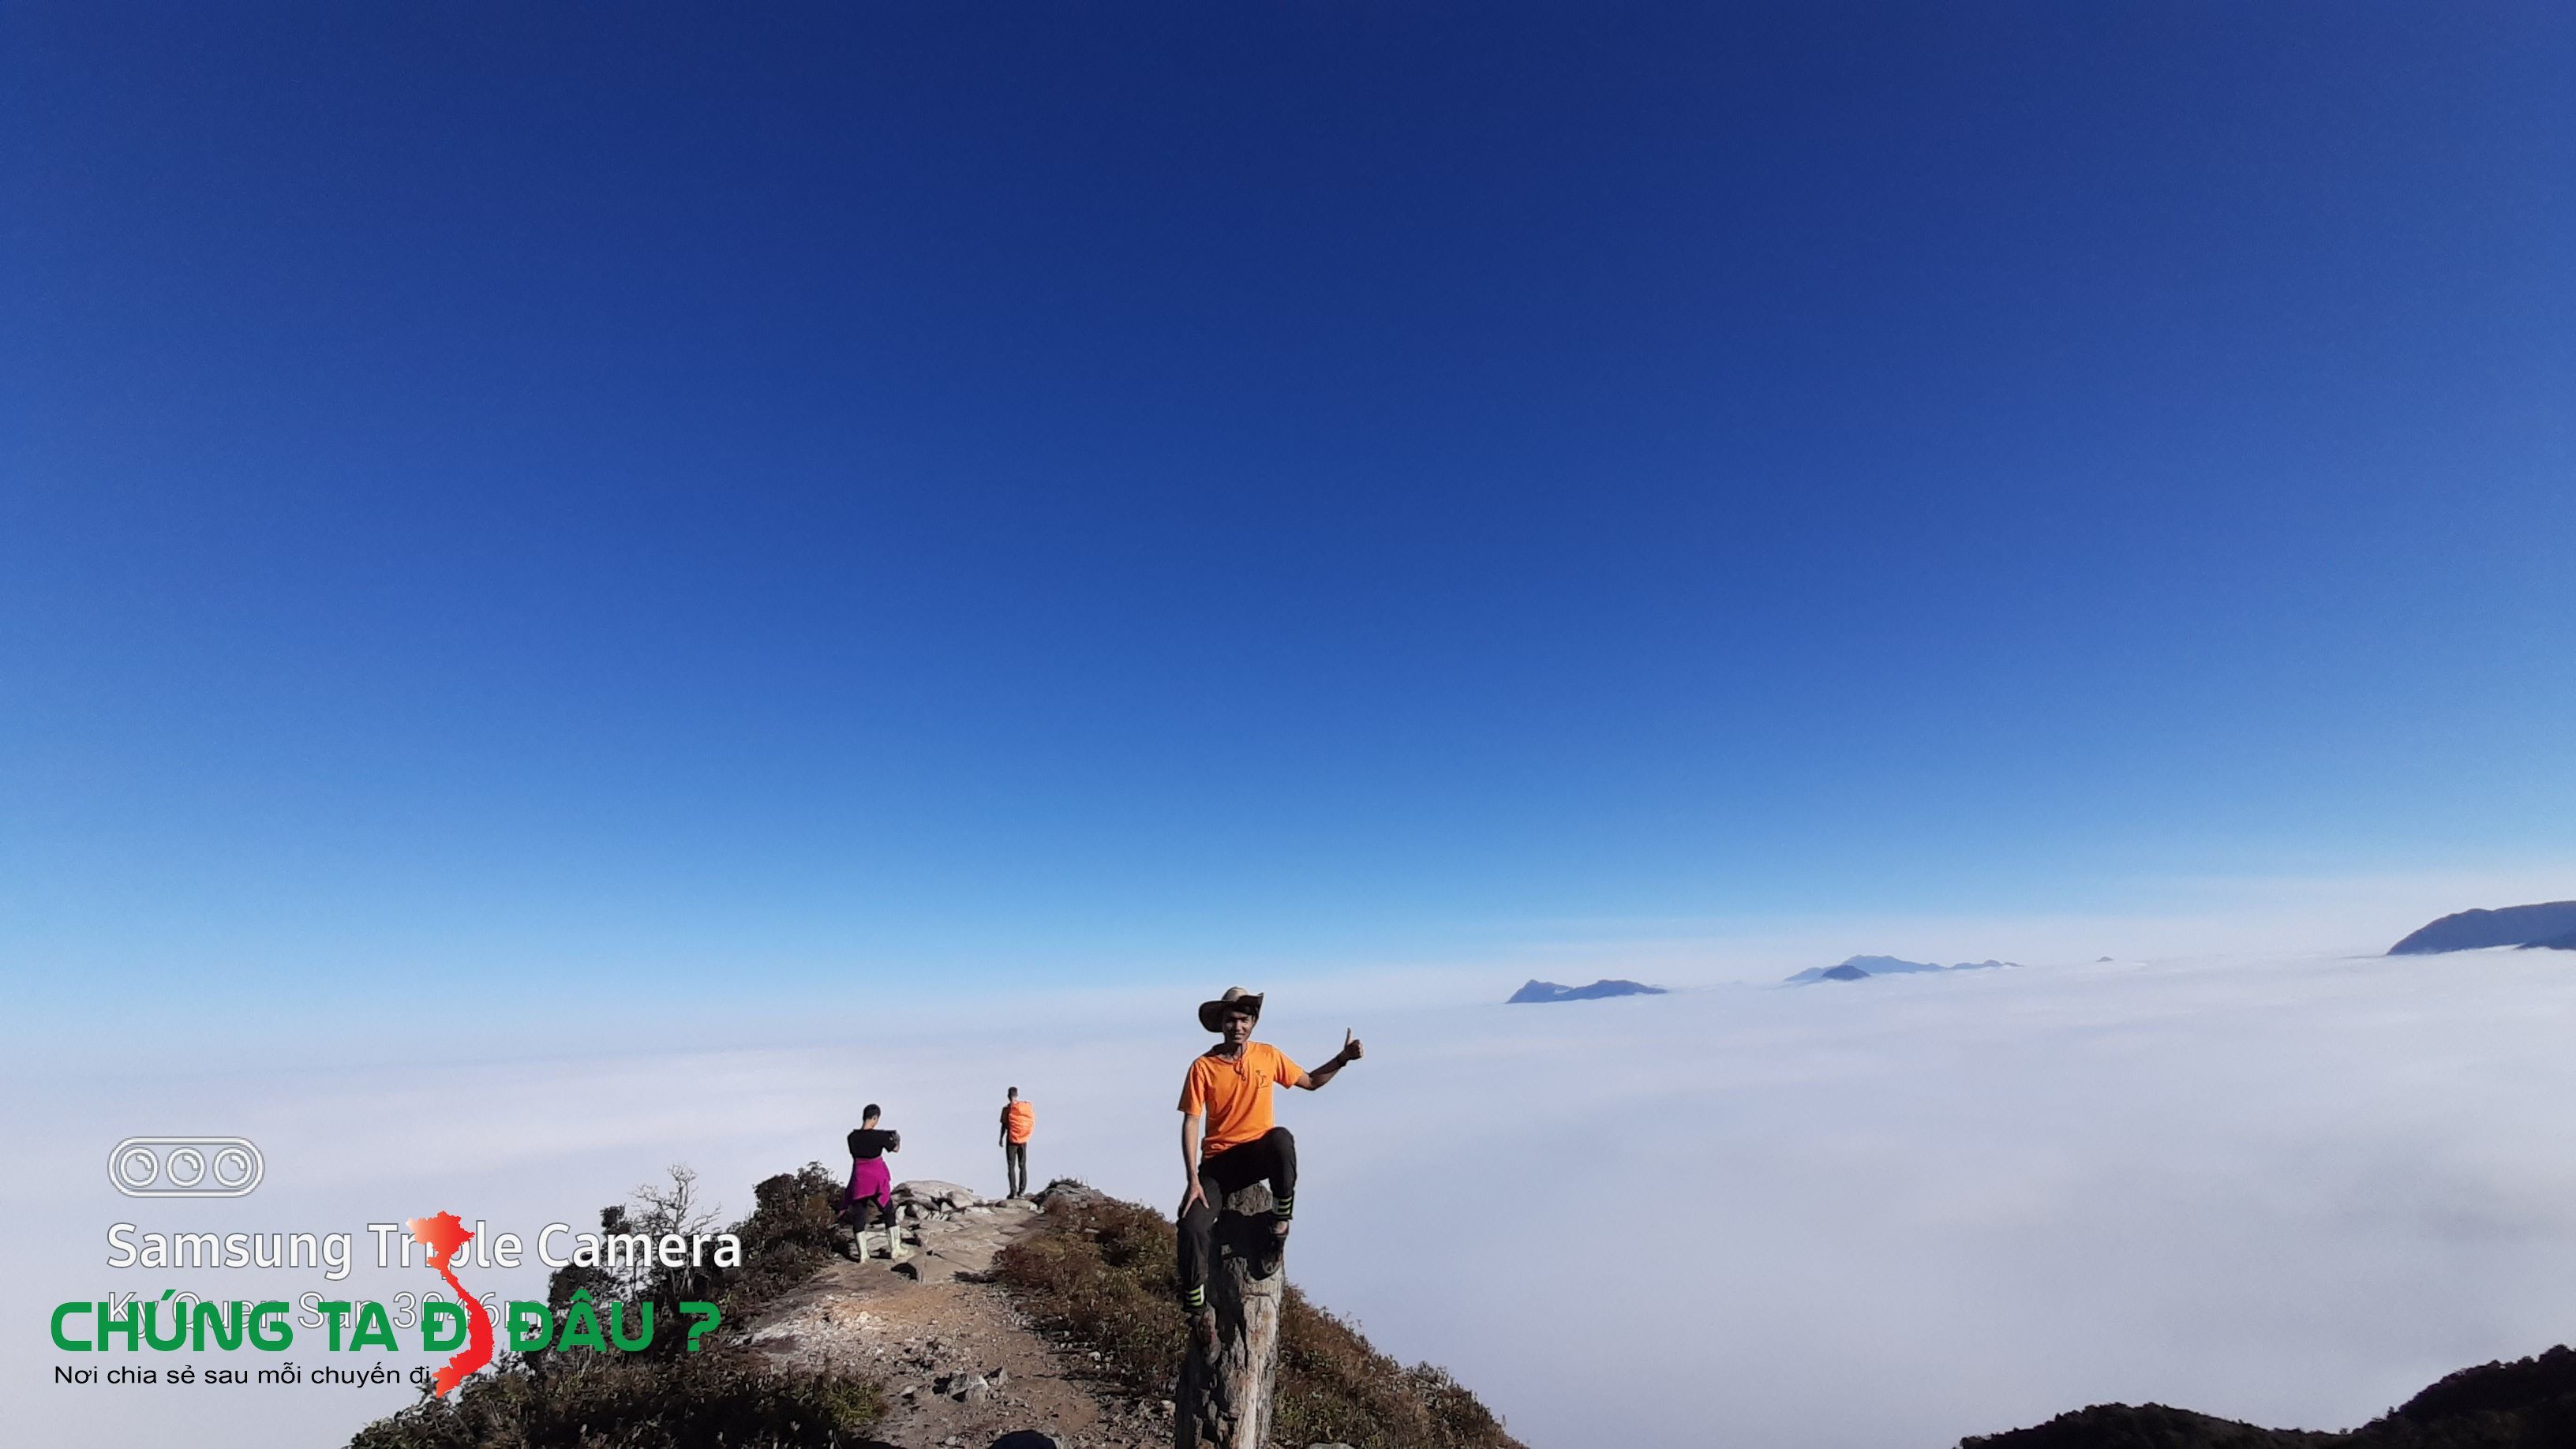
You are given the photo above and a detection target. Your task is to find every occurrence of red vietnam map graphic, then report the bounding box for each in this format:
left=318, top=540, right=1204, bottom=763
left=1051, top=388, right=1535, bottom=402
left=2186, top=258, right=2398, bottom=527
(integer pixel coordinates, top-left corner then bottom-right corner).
left=406, top=1211, right=494, bottom=1396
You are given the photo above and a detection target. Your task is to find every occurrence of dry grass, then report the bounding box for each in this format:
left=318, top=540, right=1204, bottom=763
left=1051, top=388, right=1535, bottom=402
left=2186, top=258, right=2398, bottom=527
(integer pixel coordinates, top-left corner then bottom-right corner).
left=994, top=1181, right=1525, bottom=1449
left=346, top=1350, right=886, bottom=1449
left=348, top=1163, right=884, bottom=1449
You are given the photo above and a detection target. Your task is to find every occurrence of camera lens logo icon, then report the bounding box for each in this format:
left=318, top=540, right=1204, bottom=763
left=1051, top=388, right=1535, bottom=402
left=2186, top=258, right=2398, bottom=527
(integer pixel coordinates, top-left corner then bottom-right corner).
left=110, top=1137, right=264, bottom=1198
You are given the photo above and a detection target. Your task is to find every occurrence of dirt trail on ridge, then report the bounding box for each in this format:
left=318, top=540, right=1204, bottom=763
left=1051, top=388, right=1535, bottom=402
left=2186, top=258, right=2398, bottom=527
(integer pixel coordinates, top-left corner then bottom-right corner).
left=740, top=1186, right=1176, bottom=1449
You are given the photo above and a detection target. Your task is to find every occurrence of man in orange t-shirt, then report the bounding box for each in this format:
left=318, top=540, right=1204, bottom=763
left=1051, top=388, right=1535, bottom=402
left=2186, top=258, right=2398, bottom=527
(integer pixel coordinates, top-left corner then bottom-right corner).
left=1176, top=986, right=1364, bottom=1329
left=998, top=1086, right=1035, bottom=1200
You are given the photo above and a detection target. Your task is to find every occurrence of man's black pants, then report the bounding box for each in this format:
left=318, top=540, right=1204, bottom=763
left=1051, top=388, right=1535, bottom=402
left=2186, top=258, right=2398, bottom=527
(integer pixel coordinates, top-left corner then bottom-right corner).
left=1176, top=1126, right=1295, bottom=1308
left=1004, top=1141, right=1028, bottom=1198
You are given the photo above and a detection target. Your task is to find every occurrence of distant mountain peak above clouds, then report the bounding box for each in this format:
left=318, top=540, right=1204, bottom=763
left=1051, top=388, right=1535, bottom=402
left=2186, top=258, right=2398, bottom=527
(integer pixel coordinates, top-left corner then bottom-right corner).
left=1784, top=955, right=2020, bottom=984
left=2387, top=900, right=2576, bottom=955
left=1505, top=978, right=1668, bottom=1004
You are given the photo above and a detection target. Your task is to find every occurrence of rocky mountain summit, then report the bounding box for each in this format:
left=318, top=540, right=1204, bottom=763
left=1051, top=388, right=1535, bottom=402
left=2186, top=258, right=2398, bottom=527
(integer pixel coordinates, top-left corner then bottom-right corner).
left=356, top=1164, right=1515, bottom=1449
left=1505, top=977, right=1666, bottom=1003
left=2387, top=900, right=2576, bottom=954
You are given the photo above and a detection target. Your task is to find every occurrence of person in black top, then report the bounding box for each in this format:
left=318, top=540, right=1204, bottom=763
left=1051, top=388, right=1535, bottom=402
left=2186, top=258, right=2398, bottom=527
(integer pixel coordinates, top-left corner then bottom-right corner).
left=847, top=1107, right=900, bottom=1161
left=845, top=1104, right=900, bottom=1230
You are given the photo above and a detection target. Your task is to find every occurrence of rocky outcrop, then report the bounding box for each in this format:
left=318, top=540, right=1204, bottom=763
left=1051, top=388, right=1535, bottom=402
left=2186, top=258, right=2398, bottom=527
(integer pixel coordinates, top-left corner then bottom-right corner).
left=893, top=1178, right=984, bottom=1215
left=822, top=1178, right=1058, bottom=1286
left=2387, top=900, right=2576, bottom=954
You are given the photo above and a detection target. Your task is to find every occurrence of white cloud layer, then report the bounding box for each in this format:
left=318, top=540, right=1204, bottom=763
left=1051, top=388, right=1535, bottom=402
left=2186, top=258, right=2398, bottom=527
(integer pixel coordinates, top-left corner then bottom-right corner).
left=8, top=945, right=2575, bottom=1447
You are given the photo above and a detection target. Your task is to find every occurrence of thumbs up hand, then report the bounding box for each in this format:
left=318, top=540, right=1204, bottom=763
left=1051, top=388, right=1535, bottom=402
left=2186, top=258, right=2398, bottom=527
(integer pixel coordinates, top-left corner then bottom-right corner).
left=1341, top=1028, right=1365, bottom=1062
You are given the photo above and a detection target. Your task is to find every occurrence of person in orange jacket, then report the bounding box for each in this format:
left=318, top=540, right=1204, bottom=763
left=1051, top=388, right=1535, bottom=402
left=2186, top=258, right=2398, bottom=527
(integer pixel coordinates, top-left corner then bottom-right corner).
left=1175, top=986, right=1363, bottom=1337
left=998, top=1085, right=1035, bottom=1200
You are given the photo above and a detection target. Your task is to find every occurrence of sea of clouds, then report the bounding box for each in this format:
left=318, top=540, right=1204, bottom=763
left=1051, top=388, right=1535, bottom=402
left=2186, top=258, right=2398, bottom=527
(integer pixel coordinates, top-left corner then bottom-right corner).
left=8, top=945, right=2575, bottom=1447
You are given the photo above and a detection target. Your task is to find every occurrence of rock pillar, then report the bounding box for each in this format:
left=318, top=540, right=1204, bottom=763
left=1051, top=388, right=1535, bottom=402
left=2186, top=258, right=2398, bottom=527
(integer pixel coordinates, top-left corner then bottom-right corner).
left=1176, top=1180, right=1284, bottom=1449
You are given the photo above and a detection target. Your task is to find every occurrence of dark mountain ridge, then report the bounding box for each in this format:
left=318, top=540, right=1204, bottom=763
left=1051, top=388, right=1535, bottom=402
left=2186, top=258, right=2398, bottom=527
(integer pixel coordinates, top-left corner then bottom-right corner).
left=1960, top=1343, right=2576, bottom=1448
left=2387, top=900, right=2576, bottom=955
left=1506, top=978, right=1666, bottom=1004
left=1784, top=955, right=2018, bottom=984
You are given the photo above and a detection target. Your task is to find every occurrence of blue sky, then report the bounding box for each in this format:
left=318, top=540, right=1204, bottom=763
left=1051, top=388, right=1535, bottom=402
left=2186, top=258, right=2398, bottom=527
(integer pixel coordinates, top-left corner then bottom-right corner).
left=5, top=4, right=2570, bottom=1022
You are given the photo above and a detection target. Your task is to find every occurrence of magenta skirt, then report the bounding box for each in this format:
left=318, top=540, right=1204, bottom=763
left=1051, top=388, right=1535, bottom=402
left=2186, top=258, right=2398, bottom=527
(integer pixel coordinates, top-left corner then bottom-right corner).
left=848, top=1155, right=892, bottom=1208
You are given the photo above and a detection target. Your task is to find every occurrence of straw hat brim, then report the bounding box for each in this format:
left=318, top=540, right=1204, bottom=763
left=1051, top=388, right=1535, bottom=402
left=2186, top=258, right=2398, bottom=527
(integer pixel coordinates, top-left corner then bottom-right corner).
left=1196, top=992, right=1264, bottom=1032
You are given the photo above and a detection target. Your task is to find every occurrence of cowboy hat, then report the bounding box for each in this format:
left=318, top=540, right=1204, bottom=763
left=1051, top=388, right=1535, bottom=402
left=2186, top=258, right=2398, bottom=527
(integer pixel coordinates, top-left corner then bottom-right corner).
left=1196, top=987, right=1264, bottom=1033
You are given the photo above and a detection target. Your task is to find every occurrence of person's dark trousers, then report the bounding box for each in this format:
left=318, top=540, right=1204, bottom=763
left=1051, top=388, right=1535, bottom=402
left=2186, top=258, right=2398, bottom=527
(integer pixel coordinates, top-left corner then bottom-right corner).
left=1005, top=1142, right=1028, bottom=1197
left=1175, top=1126, right=1297, bottom=1309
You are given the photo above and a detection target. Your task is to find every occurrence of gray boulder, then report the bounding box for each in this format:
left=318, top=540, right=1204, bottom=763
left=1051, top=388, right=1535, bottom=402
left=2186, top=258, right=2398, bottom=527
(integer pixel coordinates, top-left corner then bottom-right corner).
left=893, top=1179, right=980, bottom=1213
left=1035, top=1180, right=1106, bottom=1210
